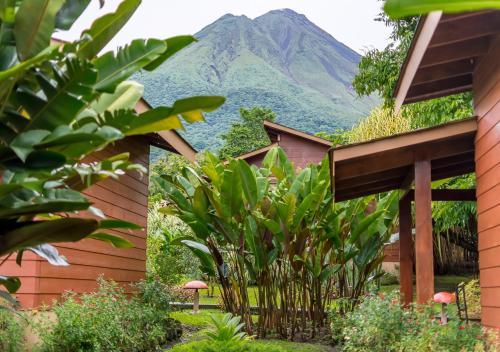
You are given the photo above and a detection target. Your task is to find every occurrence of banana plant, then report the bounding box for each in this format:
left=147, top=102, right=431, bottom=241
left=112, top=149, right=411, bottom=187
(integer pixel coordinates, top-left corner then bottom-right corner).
left=0, top=0, right=225, bottom=303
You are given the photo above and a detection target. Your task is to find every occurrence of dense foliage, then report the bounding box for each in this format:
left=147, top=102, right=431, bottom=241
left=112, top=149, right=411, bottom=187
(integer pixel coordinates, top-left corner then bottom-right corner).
left=0, top=308, right=25, bottom=352
left=36, top=278, right=181, bottom=352
left=335, top=291, right=491, bottom=352
left=147, top=202, right=201, bottom=285
left=136, top=9, right=376, bottom=150
left=219, top=107, right=275, bottom=158
left=155, top=147, right=398, bottom=338
left=318, top=106, right=411, bottom=145
left=0, top=0, right=224, bottom=302
left=353, top=9, right=473, bottom=128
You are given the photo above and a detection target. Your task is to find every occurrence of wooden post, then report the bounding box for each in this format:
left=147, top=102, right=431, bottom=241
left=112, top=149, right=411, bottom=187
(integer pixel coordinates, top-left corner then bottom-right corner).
left=414, top=159, right=434, bottom=304
left=399, top=194, right=413, bottom=306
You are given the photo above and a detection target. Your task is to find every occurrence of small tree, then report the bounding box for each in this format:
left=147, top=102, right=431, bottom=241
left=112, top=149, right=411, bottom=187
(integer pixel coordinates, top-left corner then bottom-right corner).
left=218, top=107, right=276, bottom=158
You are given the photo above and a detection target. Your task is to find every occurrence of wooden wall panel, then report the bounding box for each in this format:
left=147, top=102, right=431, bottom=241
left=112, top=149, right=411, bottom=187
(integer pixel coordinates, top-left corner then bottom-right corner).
left=384, top=242, right=400, bottom=262
left=473, top=34, right=500, bottom=329
left=279, top=134, right=330, bottom=169
left=0, top=137, right=150, bottom=308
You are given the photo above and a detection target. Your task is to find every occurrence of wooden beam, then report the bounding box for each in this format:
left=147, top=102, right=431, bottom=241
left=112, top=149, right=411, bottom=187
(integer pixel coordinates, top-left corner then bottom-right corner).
left=394, top=11, right=442, bottom=112
left=332, top=118, right=476, bottom=163
left=406, top=74, right=473, bottom=102
left=406, top=189, right=477, bottom=202
left=429, top=11, right=500, bottom=48
left=412, top=59, right=474, bottom=85
left=414, top=159, right=434, bottom=305
left=399, top=194, right=413, bottom=306
left=420, top=36, right=491, bottom=68
left=432, top=189, right=476, bottom=201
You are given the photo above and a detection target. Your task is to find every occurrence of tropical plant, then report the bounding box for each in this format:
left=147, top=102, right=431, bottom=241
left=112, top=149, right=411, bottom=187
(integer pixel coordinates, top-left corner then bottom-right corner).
left=0, top=0, right=224, bottom=303
left=385, top=0, right=500, bottom=19
left=206, top=313, right=247, bottom=342
left=154, top=147, right=398, bottom=338
left=146, top=202, right=201, bottom=285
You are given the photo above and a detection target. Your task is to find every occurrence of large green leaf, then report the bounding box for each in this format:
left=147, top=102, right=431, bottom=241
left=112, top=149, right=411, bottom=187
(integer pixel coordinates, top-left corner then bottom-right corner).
left=167, top=96, right=226, bottom=123
left=220, top=165, right=242, bottom=218
left=90, top=80, right=144, bottom=114
left=0, top=218, right=99, bottom=256
left=13, top=0, right=65, bottom=60
left=0, top=188, right=90, bottom=218
left=88, top=232, right=134, bottom=248
left=238, top=160, right=257, bottom=209
left=384, top=0, right=500, bottom=18
left=0, top=276, right=21, bottom=294
left=0, top=45, right=58, bottom=83
left=350, top=210, right=385, bottom=244
left=143, top=35, right=196, bottom=71
left=78, top=0, right=141, bottom=59
left=17, top=57, right=97, bottom=131
left=98, top=219, right=143, bottom=230
left=94, top=39, right=166, bottom=92
left=55, top=0, right=91, bottom=30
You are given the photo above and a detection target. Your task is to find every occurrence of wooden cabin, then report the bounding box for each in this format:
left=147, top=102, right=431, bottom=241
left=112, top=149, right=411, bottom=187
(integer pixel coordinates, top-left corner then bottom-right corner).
left=3, top=98, right=196, bottom=308
left=236, top=121, right=333, bottom=169
left=331, top=10, right=500, bottom=329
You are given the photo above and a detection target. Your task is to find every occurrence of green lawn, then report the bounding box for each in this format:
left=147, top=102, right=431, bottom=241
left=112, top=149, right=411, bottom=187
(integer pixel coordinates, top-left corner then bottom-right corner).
left=199, top=286, right=259, bottom=306
left=379, top=274, right=475, bottom=295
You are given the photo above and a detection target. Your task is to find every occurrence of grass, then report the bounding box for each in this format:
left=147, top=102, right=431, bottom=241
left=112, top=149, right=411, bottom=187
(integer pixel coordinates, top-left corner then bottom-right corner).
left=379, top=274, right=475, bottom=295
left=199, top=286, right=259, bottom=306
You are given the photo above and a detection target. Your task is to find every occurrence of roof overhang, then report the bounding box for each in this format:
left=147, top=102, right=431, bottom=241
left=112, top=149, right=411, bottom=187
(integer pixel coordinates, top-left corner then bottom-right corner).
left=394, top=10, right=500, bottom=110
left=134, top=98, right=197, bottom=161
left=330, top=118, right=477, bottom=201
left=235, top=143, right=279, bottom=161
left=263, top=121, right=333, bottom=147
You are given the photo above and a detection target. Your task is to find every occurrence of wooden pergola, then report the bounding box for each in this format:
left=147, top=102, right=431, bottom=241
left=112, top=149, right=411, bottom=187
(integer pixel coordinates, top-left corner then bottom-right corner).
left=329, top=118, right=477, bottom=305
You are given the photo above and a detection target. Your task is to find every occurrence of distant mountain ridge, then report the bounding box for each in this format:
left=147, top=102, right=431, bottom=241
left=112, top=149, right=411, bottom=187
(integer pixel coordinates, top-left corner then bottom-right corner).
left=136, top=9, right=377, bottom=151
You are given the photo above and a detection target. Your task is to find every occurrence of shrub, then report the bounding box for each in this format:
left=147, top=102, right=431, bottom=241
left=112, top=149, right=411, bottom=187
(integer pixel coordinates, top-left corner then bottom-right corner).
left=334, top=290, right=491, bottom=352
left=170, top=340, right=285, bottom=352
left=0, top=308, right=25, bottom=352
left=36, top=277, right=180, bottom=352
left=133, top=279, right=172, bottom=314
left=462, top=279, right=481, bottom=319
left=339, top=292, right=410, bottom=351
left=380, top=271, right=399, bottom=286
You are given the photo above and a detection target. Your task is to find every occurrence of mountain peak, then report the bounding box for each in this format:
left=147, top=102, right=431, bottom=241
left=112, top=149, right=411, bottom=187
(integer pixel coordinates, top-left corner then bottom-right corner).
left=258, top=8, right=309, bottom=22
left=138, top=8, right=377, bottom=151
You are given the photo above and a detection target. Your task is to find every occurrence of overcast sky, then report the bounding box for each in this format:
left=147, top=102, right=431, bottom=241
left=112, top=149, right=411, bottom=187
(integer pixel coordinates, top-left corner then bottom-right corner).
left=57, top=0, right=391, bottom=53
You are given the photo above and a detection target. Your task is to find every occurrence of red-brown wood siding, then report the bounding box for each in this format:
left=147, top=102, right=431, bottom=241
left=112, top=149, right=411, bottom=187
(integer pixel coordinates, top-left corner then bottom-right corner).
left=278, top=134, right=330, bottom=169
left=474, top=35, right=500, bottom=329
left=1, top=137, right=149, bottom=308
left=384, top=242, right=400, bottom=262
